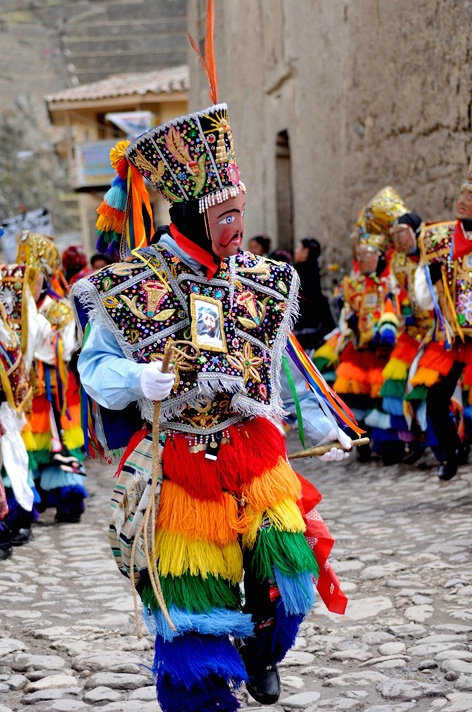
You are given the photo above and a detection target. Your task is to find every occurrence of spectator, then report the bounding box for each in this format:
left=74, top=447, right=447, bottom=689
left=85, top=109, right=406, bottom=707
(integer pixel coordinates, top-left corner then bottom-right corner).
left=248, top=233, right=271, bottom=256
left=268, top=248, right=292, bottom=264
left=62, top=245, right=92, bottom=286
left=293, top=237, right=335, bottom=352
left=90, top=252, right=114, bottom=272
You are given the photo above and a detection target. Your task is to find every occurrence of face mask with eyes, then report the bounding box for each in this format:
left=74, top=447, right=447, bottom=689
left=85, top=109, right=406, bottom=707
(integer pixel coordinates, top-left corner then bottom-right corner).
left=205, top=192, right=246, bottom=259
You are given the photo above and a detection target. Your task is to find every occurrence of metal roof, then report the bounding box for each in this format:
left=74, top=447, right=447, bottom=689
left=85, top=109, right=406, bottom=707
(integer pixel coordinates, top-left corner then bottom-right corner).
left=47, top=64, right=189, bottom=104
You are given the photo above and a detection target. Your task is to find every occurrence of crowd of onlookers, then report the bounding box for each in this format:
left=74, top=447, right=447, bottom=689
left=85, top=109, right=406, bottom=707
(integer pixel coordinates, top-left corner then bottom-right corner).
left=247, top=233, right=335, bottom=353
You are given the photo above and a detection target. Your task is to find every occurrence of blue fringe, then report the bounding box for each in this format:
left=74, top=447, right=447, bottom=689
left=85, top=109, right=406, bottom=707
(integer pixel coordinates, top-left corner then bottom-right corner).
left=370, top=427, right=398, bottom=443
left=153, top=633, right=247, bottom=690
left=157, top=673, right=241, bottom=712
left=272, top=603, right=304, bottom=662
left=274, top=568, right=315, bottom=615
left=390, top=415, right=409, bottom=430
left=146, top=606, right=254, bottom=642
left=104, top=178, right=127, bottom=211
left=42, top=485, right=88, bottom=518
left=382, top=396, right=405, bottom=416
left=379, top=324, right=397, bottom=347
left=40, top=465, right=86, bottom=490
left=247, top=601, right=303, bottom=665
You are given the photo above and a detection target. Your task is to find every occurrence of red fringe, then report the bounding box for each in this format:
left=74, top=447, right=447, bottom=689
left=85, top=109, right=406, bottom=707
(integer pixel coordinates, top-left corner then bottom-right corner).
left=416, top=341, right=455, bottom=376
left=463, top=364, right=472, bottom=388
left=390, top=332, right=420, bottom=364
left=162, top=417, right=287, bottom=501
left=296, top=473, right=348, bottom=615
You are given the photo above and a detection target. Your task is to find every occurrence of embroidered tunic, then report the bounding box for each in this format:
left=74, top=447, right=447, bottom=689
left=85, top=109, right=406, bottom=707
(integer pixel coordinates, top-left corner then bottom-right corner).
left=73, top=244, right=299, bottom=439
left=419, top=220, right=472, bottom=337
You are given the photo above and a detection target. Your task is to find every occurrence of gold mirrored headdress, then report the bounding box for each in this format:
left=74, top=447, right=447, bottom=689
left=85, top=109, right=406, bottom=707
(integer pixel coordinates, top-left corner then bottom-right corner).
left=16, top=231, right=61, bottom=278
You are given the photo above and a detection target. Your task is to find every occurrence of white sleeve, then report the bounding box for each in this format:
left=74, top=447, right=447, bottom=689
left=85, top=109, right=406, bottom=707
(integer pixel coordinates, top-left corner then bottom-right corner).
left=414, top=265, right=435, bottom=311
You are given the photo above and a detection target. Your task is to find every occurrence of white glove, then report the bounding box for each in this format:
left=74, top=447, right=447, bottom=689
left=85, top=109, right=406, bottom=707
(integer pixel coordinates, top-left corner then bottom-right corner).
left=140, top=361, right=175, bottom=401
left=317, top=426, right=352, bottom=462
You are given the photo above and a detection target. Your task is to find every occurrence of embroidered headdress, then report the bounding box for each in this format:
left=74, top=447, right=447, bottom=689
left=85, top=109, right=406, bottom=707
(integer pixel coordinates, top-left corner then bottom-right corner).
left=126, top=104, right=245, bottom=215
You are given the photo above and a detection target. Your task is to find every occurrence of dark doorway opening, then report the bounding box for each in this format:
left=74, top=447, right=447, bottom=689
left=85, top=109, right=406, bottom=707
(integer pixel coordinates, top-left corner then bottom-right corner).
left=276, top=130, right=294, bottom=253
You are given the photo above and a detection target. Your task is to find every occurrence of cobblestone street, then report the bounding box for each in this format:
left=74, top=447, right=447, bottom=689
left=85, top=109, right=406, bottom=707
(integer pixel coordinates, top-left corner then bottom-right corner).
left=1, top=436, right=472, bottom=712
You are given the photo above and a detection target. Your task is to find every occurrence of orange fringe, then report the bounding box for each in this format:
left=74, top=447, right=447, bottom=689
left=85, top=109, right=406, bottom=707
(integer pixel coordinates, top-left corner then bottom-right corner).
left=29, top=395, right=50, bottom=434
left=156, top=480, right=250, bottom=546
left=411, top=366, right=441, bottom=387
left=60, top=402, right=81, bottom=431
left=241, top=457, right=301, bottom=512
left=333, top=375, right=370, bottom=395
left=336, top=361, right=368, bottom=384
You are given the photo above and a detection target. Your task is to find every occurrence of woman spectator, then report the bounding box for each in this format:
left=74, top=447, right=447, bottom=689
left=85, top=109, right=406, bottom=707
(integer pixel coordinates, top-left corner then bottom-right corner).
left=293, top=237, right=335, bottom=352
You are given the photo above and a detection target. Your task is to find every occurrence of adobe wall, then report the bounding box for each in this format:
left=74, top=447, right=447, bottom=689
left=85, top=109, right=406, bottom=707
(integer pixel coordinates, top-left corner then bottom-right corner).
left=188, top=0, right=472, bottom=267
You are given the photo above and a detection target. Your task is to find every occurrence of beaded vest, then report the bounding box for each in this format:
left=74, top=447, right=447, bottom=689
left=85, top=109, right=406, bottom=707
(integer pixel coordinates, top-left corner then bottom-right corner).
left=73, top=244, right=298, bottom=437
left=0, top=264, right=38, bottom=356
left=419, top=220, right=472, bottom=336
left=0, top=304, right=32, bottom=412
left=341, top=272, right=391, bottom=348
left=390, top=251, right=433, bottom=339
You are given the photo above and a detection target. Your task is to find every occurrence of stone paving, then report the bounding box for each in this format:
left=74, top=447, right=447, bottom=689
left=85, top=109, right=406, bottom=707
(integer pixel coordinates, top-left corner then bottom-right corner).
left=1, top=436, right=472, bottom=711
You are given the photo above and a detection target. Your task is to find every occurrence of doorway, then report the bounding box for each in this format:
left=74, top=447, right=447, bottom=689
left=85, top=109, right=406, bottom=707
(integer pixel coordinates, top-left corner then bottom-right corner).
left=275, top=130, right=294, bottom=253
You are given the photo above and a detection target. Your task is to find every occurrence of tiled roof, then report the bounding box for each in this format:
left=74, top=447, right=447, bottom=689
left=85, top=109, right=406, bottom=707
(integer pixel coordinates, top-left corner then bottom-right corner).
left=47, top=64, right=189, bottom=103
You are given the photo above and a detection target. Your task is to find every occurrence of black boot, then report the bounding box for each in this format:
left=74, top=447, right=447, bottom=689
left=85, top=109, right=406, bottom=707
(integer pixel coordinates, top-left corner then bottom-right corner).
left=357, top=443, right=372, bottom=463
left=0, top=522, right=13, bottom=561
left=437, top=458, right=458, bottom=481
left=237, top=641, right=281, bottom=705
left=402, top=442, right=425, bottom=466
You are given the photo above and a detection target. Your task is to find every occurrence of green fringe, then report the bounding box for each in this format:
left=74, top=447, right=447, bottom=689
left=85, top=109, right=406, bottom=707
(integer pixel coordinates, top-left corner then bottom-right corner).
left=29, top=449, right=52, bottom=466
left=314, top=357, right=330, bottom=372
left=380, top=379, right=406, bottom=398
left=405, top=385, right=428, bottom=402
left=142, top=573, right=242, bottom=614
left=69, top=447, right=85, bottom=462
left=251, top=529, right=319, bottom=581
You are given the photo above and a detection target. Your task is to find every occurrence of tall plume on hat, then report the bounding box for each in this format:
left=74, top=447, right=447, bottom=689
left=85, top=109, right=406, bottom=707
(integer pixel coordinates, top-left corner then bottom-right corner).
left=187, top=0, right=218, bottom=105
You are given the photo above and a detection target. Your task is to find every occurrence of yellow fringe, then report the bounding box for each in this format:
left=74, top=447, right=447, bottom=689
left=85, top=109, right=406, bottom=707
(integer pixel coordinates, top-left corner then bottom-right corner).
left=378, top=312, right=399, bottom=327
left=62, top=426, right=85, bottom=451
left=242, top=498, right=306, bottom=549
left=156, top=481, right=250, bottom=546
left=21, top=427, right=36, bottom=450
left=31, top=432, right=51, bottom=452
left=241, top=457, right=301, bottom=512
left=410, top=366, right=440, bottom=387
left=154, top=529, right=243, bottom=584
left=314, top=341, right=339, bottom=367
left=382, top=358, right=408, bottom=381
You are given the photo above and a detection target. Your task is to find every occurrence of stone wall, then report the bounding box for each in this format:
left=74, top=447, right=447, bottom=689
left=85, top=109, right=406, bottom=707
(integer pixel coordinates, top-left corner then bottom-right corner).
left=188, top=0, right=472, bottom=268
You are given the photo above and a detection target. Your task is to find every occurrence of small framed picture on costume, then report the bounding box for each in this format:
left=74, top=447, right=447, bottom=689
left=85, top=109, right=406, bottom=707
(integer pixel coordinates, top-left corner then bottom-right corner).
left=190, top=293, right=227, bottom=352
